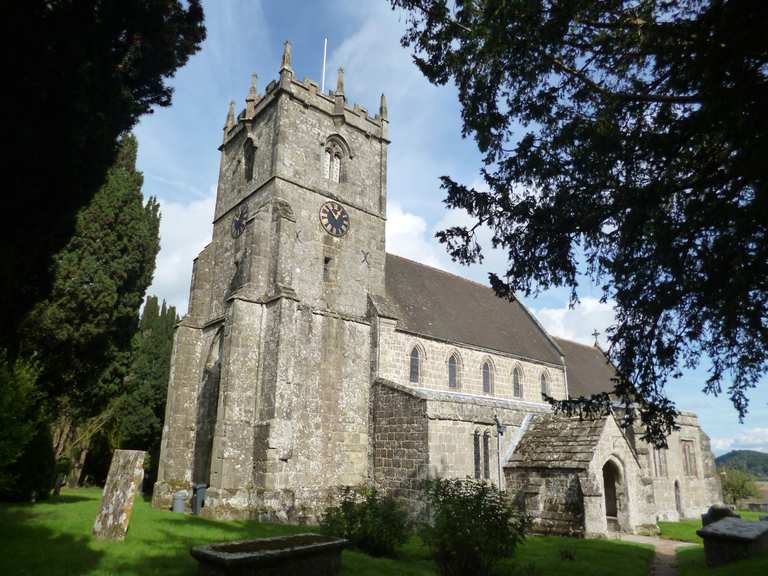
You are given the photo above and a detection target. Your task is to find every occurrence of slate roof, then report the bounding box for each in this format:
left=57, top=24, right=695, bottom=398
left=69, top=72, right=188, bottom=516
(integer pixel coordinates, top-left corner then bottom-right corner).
left=383, top=253, right=563, bottom=366
left=506, top=414, right=608, bottom=470
left=553, top=337, right=618, bottom=397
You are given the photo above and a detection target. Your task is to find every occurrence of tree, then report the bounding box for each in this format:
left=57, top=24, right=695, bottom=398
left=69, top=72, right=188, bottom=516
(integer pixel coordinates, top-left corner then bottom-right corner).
left=117, top=296, right=177, bottom=484
left=720, top=467, right=760, bottom=506
left=0, top=351, right=43, bottom=494
left=20, top=135, right=161, bottom=485
left=2, top=1, right=205, bottom=355
left=392, top=0, right=768, bottom=442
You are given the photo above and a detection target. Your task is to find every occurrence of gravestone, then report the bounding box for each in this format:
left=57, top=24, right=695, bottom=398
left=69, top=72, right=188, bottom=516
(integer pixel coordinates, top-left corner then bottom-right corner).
left=701, top=504, right=739, bottom=526
left=92, top=449, right=146, bottom=540
left=696, top=517, right=768, bottom=567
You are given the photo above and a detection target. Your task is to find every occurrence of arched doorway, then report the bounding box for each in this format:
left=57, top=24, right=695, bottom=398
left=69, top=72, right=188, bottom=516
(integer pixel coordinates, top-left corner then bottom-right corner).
left=603, top=460, right=621, bottom=531
left=674, top=480, right=683, bottom=518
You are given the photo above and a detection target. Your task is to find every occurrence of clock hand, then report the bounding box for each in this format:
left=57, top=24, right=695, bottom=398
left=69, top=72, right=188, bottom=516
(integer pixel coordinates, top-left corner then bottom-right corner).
left=325, top=208, right=338, bottom=228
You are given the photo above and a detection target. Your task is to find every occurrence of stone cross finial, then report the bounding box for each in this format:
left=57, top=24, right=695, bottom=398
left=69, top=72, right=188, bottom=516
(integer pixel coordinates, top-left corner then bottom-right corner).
left=592, top=329, right=600, bottom=346
left=281, top=40, right=293, bottom=70
left=336, top=67, right=345, bottom=95
left=224, top=100, right=235, bottom=131
left=379, top=93, right=388, bottom=121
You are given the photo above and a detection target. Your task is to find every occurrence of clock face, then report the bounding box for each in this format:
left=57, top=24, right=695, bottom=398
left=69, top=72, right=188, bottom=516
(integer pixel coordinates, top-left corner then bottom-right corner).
left=231, top=204, right=248, bottom=238
left=319, top=200, right=350, bottom=237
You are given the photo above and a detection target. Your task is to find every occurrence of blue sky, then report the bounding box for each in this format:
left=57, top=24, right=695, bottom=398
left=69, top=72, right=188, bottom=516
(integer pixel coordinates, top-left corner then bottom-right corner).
left=134, top=0, right=766, bottom=454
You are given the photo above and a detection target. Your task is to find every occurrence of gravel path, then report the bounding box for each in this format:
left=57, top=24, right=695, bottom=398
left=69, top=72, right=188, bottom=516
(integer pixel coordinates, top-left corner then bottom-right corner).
left=620, top=534, right=697, bottom=576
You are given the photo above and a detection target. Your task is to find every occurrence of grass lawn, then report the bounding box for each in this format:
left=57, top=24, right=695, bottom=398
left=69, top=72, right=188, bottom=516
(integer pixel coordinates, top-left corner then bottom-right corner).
left=0, top=487, right=654, bottom=575
left=677, top=546, right=768, bottom=576
left=659, top=509, right=765, bottom=543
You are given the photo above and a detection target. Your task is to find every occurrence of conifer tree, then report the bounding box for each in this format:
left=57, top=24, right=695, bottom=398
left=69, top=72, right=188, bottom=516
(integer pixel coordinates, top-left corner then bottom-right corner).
left=22, top=134, right=161, bottom=421
left=118, top=296, right=177, bottom=457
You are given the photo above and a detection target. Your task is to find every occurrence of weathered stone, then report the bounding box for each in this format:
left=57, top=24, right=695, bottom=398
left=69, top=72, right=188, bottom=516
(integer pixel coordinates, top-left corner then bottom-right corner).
left=190, top=533, right=347, bottom=576
left=702, top=504, right=740, bottom=526
left=697, top=517, right=768, bottom=567
left=93, top=449, right=146, bottom=540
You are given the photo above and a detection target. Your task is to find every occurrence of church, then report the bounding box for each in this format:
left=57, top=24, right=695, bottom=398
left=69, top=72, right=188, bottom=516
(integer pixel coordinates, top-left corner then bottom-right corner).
left=153, top=42, right=722, bottom=536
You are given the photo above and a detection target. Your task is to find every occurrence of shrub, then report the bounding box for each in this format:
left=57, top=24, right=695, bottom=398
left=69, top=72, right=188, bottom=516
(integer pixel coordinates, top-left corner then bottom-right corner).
left=320, top=486, right=410, bottom=557
left=420, top=478, right=530, bottom=576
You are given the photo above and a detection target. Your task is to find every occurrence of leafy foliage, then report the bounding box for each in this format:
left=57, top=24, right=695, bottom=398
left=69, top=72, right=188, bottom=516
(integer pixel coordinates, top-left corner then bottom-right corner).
left=392, top=0, right=768, bottom=443
left=716, top=450, right=768, bottom=479
left=321, top=486, right=410, bottom=557
left=2, top=1, right=205, bottom=355
left=420, top=478, right=529, bottom=576
left=719, top=467, right=760, bottom=505
left=0, top=351, right=44, bottom=494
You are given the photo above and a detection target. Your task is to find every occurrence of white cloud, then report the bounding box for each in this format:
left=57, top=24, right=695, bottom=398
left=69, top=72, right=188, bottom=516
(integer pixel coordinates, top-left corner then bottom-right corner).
left=534, top=297, right=616, bottom=348
left=147, top=190, right=216, bottom=312
left=386, top=203, right=453, bottom=270
left=711, top=428, right=768, bottom=455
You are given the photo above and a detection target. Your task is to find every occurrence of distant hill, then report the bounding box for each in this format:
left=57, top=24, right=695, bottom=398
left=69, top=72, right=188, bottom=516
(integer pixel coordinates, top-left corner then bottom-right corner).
left=716, top=450, right=768, bottom=479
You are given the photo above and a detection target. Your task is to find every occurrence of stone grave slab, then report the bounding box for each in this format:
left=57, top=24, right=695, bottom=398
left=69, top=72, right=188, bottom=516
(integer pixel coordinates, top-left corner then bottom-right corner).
left=696, top=516, right=768, bottom=567
left=92, top=449, right=146, bottom=540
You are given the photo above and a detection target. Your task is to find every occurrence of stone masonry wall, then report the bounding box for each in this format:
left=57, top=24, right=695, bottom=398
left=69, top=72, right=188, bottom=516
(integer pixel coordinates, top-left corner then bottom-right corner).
left=378, top=321, right=567, bottom=403
left=634, top=412, right=722, bottom=521
left=372, top=383, right=428, bottom=503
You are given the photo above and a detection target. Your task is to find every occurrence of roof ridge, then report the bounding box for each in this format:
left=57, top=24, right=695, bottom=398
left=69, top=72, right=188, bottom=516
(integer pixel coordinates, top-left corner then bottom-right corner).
left=553, top=335, right=600, bottom=350
left=385, top=252, right=515, bottom=298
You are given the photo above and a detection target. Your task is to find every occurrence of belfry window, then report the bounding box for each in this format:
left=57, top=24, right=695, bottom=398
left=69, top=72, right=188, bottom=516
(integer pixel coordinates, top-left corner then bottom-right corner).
left=482, top=361, right=492, bottom=394
left=513, top=367, right=523, bottom=398
left=323, top=150, right=332, bottom=179
left=244, top=138, right=256, bottom=182
left=409, top=347, right=420, bottom=384
left=323, top=139, right=344, bottom=183
left=331, top=153, right=341, bottom=183
left=540, top=372, right=550, bottom=401
left=448, top=353, right=460, bottom=388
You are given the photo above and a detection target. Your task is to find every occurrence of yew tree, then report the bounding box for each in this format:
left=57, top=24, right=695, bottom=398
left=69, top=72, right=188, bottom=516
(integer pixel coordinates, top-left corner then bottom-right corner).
left=392, top=0, right=768, bottom=441
left=2, top=1, right=205, bottom=354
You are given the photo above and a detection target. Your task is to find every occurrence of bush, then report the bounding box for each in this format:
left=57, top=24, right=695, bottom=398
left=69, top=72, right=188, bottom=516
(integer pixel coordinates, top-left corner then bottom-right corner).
left=320, top=486, right=410, bottom=557
left=420, top=478, right=530, bottom=576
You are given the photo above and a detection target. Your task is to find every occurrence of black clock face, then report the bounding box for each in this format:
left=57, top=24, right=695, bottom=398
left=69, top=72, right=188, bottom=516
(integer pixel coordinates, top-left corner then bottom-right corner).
left=319, top=200, right=350, bottom=237
left=231, top=204, right=248, bottom=238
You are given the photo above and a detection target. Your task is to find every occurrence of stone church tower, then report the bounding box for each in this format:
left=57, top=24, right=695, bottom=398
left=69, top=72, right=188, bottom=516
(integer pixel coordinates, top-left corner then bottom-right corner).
left=153, top=42, right=390, bottom=519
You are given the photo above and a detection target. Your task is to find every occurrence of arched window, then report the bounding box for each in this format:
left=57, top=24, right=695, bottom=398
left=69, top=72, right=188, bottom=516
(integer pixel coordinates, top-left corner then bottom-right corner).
left=483, top=431, right=491, bottom=480
left=331, top=152, right=341, bottom=183
left=322, top=136, right=349, bottom=183
left=409, top=346, right=421, bottom=384
left=243, top=138, right=256, bottom=182
left=323, top=149, right=332, bottom=179
left=482, top=361, right=493, bottom=394
left=540, top=371, right=550, bottom=400
left=473, top=431, right=481, bottom=479
left=513, top=366, right=523, bottom=398
left=448, top=353, right=460, bottom=388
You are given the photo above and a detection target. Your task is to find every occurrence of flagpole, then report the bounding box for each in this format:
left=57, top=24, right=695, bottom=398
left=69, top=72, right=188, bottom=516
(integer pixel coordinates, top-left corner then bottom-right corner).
left=321, top=37, right=328, bottom=92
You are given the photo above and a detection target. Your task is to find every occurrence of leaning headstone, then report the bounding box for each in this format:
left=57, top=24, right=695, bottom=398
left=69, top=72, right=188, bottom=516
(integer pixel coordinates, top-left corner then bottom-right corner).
left=92, top=449, right=146, bottom=541
left=696, top=517, right=768, bottom=567
left=701, top=504, right=740, bottom=526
